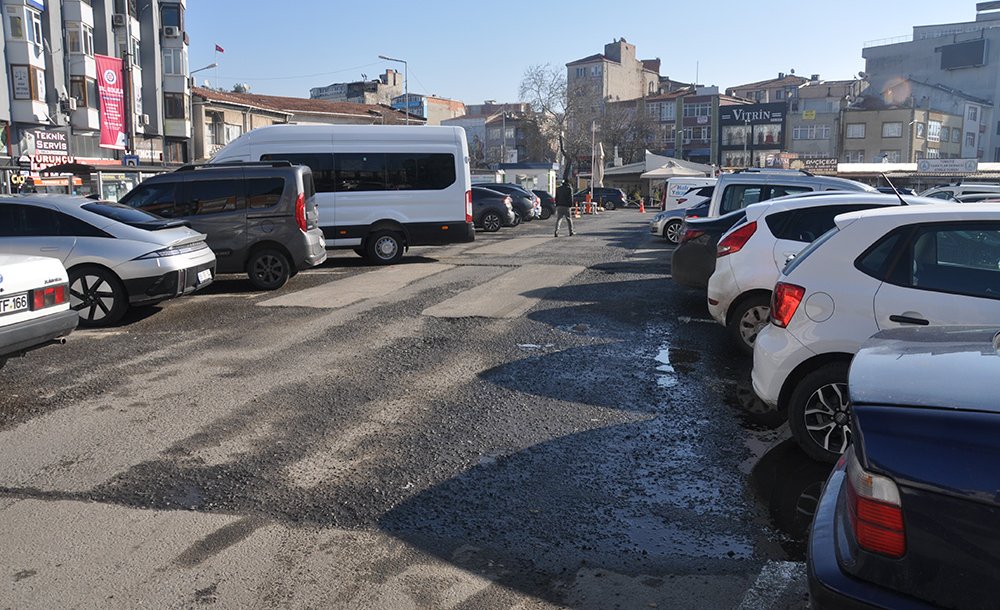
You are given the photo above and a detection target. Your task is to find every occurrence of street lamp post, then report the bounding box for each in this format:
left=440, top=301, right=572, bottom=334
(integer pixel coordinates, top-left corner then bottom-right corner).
left=188, top=63, right=218, bottom=162
left=378, top=55, right=408, bottom=125
left=743, top=118, right=751, bottom=167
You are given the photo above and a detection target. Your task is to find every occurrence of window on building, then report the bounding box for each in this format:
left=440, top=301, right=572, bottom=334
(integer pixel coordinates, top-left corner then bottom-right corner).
left=162, top=48, right=186, bottom=76
left=504, top=127, right=514, bottom=139
left=793, top=125, right=816, bottom=140
left=879, top=150, right=901, bottom=162
left=699, top=127, right=709, bottom=141
left=590, top=65, right=602, bottom=77
left=817, top=124, right=830, bottom=139
left=683, top=102, right=710, bottom=117
left=663, top=103, right=675, bottom=121
left=844, top=150, right=864, bottom=163
left=575, top=67, right=586, bottom=78
left=488, top=127, right=500, bottom=139
left=224, top=124, right=242, bottom=144
left=846, top=123, right=865, bottom=138
left=966, top=132, right=976, bottom=147
left=915, top=123, right=925, bottom=139
left=926, top=148, right=941, bottom=159
left=85, top=78, right=98, bottom=109
left=683, top=127, right=693, bottom=142
left=928, top=120, right=942, bottom=142
left=70, top=76, right=86, bottom=108
left=67, top=23, right=81, bottom=53
left=882, top=122, right=902, bottom=138
left=7, top=14, right=24, bottom=40
left=28, top=8, right=42, bottom=46
left=160, top=3, right=182, bottom=28
left=953, top=128, right=961, bottom=143
left=11, top=65, right=44, bottom=101
left=942, top=127, right=951, bottom=142
left=776, top=89, right=784, bottom=99
left=163, top=93, right=187, bottom=119
left=968, top=106, right=978, bottom=121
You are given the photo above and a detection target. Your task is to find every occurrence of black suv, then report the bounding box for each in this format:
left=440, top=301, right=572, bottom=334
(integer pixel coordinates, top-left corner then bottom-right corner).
left=471, top=186, right=517, bottom=232
left=573, top=186, right=626, bottom=210
left=120, top=162, right=327, bottom=290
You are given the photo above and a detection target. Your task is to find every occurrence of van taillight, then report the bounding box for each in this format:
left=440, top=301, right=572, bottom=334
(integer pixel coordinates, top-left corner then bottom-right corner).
left=466, top=190, right=473, bottom=223
left=845, top=450, right=906, bottom=558
left=770, top=282, right=805, bottom=328
left=294, top=193, right=307, bottom=232
left=32, top=284, right=68, bottom=310
left=717, top=221, right=757, bottom=257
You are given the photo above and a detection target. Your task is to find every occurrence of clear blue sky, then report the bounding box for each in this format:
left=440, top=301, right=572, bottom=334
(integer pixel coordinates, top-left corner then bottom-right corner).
left=188, top=1, right=976, bottom=103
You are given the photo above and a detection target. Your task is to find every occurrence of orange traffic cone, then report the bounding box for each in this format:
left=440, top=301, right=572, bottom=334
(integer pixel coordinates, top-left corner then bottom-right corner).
left=574, top=205, right=581, bottom=219
left=639, top=198, right=645, bottom=213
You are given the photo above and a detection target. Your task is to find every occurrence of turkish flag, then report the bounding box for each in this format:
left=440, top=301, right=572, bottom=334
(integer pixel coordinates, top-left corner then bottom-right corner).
left=215, top=44, right=224, bottom=53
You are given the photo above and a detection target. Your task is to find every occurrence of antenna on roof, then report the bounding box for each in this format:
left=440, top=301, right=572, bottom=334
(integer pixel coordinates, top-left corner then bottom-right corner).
left=881, top=172, right=908, bottom=206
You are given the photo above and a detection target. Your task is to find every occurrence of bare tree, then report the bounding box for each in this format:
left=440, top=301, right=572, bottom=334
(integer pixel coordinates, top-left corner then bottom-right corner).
left=519, top=64, right=594, bottom=180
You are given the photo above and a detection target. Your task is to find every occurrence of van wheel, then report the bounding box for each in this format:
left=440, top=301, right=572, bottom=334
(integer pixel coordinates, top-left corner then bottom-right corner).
left=247, top=248, right=291, bottom=290
left=788, top=362, right=851, bottom=463
left=366, top=230, right=404, bottom=264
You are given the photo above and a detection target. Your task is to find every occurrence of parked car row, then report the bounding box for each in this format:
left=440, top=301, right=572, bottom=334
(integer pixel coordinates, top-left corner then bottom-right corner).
left=663, top=169, right=1000, bottom=606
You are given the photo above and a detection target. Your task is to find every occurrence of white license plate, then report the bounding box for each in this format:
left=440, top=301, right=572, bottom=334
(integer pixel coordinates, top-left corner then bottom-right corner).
left=0, top=292, right=29, bottom=316
left=197, top=269, right=212, bottom=284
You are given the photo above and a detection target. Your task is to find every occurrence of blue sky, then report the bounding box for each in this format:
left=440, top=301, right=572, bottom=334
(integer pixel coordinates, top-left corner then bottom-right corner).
left=188, top=1, right=976, bottom=104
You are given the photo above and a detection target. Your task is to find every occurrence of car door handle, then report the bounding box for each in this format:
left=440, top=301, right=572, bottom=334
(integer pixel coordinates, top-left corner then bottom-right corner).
left=889, top=314, right=929, bottom=326
left=40, top=247, right=60, bottom=252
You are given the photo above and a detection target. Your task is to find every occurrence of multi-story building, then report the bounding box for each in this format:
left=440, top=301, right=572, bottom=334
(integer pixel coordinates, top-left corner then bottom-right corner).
left=566, top=38, right=661, bottom=105
left=442, top=103, right=544, bottom=168
left=786, top=77, right=862, bottom=161
left=309, top=69, right=403, bottom=106
left=861, top=3, right=1000, bottom=159
left=1, top=0, right=191, bottom=178
left=839, top=106, right=965, bottom=164
left=390, top=93, right=464, bottom=125
left=643, top=86, right=748, bottom=164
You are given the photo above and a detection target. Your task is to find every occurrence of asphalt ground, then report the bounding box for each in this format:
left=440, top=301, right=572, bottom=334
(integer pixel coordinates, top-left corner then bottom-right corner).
left=0, top=209, right=830, bottom=609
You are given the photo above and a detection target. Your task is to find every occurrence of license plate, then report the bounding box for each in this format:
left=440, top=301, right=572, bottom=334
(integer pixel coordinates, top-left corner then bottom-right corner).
left=197, top=269, right=212, bottom=284
left=0, top=292, right=29, bottom=316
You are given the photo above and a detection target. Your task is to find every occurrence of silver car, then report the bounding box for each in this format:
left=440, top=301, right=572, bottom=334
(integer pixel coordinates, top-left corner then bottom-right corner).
left=0, top=195, right=216, bottom=327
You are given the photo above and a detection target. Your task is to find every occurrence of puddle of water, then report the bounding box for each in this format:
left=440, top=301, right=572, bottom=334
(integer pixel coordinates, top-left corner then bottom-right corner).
left=655, top=347, right=677, bottom=388
left=653, top=344, right=701, bottom=388
left=616, top=513, right=755, bottom=559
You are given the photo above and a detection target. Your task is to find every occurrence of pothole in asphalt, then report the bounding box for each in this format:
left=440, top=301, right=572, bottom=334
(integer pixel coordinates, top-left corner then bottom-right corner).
left=654, top=345, right=701, bottom=388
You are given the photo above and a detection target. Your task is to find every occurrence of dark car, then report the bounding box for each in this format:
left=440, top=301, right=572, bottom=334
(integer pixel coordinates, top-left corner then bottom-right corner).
left=120, top=161, right=326, bottom=290
left=809, top=326, right=1000, bottom=609
left=532, top=189, right=556, bottom=220
left=875, top=186, right=915, bottom=195
left=471, top=186, right=516, bottom=232
left=573, top=186, right=626, bottom=210
left=479, top=183, right=536, bottom=223
left=670, top=208, right=747, bottom=289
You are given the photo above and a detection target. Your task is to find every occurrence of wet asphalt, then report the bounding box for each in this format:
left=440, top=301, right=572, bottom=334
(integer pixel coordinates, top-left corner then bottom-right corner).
left=0, top=209, right=832, bottom=608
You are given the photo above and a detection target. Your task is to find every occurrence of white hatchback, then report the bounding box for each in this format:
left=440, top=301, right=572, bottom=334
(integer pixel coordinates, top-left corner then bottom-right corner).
left=0, top=254, right=78, bottom=370
left=752, top=203, right=1000, bottom=462
left=707, top=193, right=940, bottom=353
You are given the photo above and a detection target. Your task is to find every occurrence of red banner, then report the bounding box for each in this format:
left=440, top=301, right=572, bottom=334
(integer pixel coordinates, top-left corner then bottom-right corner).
left=95, top=54, right=126, bottom=150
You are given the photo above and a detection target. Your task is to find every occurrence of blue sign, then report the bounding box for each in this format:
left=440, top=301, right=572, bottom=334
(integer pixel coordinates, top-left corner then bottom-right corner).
left=27, top=0, right=45, bottom=11
left=122, top=154, right=140, bottom=167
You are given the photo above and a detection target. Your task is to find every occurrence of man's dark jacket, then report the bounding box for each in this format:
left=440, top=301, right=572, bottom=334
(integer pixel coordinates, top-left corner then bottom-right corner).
left=555, top=183, right=573, bottom=207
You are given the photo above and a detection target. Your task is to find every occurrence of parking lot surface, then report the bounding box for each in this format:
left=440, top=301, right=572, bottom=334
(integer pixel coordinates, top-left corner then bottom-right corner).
left=0, top=211, right=821, bottom=609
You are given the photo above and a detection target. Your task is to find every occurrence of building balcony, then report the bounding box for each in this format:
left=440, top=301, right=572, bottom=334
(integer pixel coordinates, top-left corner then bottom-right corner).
left=71, top=108, right=101, bottom=131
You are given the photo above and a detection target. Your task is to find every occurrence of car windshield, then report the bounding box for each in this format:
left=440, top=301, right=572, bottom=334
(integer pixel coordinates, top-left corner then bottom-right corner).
left=82, top=202, right=188, bottom=230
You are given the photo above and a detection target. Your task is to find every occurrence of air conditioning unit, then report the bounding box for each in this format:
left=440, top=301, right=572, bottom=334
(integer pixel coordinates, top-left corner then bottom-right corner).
left=112, top=13, right=126, bottom=27
left=163, top=26, right=180, bottom=38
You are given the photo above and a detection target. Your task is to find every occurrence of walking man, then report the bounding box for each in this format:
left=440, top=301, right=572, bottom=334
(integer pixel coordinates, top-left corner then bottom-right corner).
left=554, top=179, right=575, bottom=237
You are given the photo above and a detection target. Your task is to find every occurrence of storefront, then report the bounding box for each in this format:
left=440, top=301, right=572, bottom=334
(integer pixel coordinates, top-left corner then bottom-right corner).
left=718, top=102, right=787, bottom=168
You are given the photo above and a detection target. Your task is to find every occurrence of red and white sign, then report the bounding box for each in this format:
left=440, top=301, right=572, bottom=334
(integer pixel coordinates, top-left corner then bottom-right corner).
left=29, top=129, right=70, bottom=171
left=95, top=54, right=126, bottom=150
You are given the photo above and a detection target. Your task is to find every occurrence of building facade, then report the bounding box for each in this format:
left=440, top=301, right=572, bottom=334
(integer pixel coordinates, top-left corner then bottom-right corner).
left=726, top=73, right=809, bottom=104
left=839, top=106, right=965, bottom=164
left=566, top=38, right=661, bottom=105
left=786, top=78, right=862, bottom=161
left=1, top=0, right=191, bottom=180
left=309, top=69, right=402, bottom=106
left=861, top=4, right=1000, bottom=160
left=643, top=86, right=748, bottom=164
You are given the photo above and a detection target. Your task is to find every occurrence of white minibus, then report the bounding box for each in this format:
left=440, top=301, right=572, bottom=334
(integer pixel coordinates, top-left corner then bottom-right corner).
left=211, top=124, right=474, bottom=264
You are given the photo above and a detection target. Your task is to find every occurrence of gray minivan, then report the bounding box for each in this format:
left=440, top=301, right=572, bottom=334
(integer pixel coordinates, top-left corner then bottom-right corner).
left=120, top=162, right=326, bottom=290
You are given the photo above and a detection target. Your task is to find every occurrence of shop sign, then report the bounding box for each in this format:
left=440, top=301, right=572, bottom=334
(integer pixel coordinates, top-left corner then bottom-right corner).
left=29, top=130, right=70, bottom=171
left=917, top=158, right=979, bottom=173
left=11, top=66, right=30, bottom=100
left=95, top=54, right=127, bottom=150
left=720, top=102, right=786, bottom=126
left=802, top=110, right=816, bottom=120
left=790, top=157, right=838, bottom=175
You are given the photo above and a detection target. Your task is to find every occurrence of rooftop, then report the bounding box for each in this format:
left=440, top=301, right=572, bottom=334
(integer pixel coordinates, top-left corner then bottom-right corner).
left=193, top=87, right=417, bottom=123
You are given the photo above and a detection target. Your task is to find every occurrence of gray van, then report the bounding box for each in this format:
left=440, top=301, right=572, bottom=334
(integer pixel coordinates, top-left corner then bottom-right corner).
left=120, top=162, right=326, bottom=290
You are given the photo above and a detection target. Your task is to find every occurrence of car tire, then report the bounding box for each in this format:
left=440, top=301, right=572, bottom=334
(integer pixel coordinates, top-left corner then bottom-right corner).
left=787, top=362, right=851, bottom=463
left=604, top=200, right=616, bottom=211
left=481, top=212, right=503, bottom=233
left=365, top=230, right=404, bottom=265
left=664, top=219, right=684, bottom=245
left=69, top=265, right=128, bottom=327
left=353, top=247, right=365, bottom=257
left=540, top=207, right=552, bottom=220
left=727, top=294, right=771, bottom=355
left=247, top=248, right=292, bottom=290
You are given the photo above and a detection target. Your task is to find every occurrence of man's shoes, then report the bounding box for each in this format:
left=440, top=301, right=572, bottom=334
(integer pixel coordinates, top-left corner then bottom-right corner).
left=569, top=232, right=576, bottom=236
left=554, top=232, right=559, bottom=237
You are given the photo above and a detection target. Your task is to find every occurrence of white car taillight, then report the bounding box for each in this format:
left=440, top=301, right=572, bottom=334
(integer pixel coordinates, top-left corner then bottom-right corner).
left=845, top=450, right=906, bottom=558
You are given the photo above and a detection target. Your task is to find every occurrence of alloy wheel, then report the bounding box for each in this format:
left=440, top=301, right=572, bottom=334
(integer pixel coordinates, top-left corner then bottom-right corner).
left=803, top=382, right=851, bottom=455
left=71, top=273, right=117, bottom=323
left=252, top=254, right=286, bottom=286
left=665, top=220, right=683, bottom=244
left=738, top=305, right=771, bottom=348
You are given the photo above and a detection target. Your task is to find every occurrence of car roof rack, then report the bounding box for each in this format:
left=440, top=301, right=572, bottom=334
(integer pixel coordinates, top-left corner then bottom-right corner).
left=731, top=167, right=815, bottom=177
left=174, top=161, right=293, bottom=172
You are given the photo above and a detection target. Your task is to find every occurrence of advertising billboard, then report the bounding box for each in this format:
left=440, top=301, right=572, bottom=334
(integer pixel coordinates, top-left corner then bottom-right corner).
left=718, top=102, right=787, bottom=168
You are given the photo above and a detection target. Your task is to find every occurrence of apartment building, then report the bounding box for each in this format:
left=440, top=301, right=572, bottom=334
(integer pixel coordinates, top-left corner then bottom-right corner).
left=309, top=69, right=403, bottom=106
left=390, top=93, right=464, bottom=125
left=566, top=38, right=661, bottom=105
left=861, top=3, right=1000, bottom=159
left=726, top=73, right=809, bottom=104
left=643, top=86, right=748, bottom=164
left=840, top=106, right=965, bottom=164
left=442, top=103, right=540, bottom=168
left=786, top=77, right=862, bottom=160
left=1, top=0, right=191, bottom=175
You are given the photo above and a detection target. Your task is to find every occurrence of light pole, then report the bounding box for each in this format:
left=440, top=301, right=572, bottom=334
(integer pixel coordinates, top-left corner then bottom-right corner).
left=188, top=63, right=217, bottom=162
left=378, top=55, right=408, bottom=125
left=743, top=118, right=751, bottom=167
